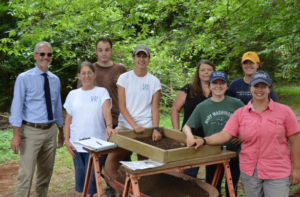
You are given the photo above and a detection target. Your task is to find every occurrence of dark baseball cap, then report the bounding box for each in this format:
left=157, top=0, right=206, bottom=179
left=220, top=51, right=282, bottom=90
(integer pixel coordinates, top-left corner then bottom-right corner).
left=132, top=44, right=150, bottom=56
left=209, top=71, right=228, bottom=83
left=250, top=71, right=272, bottom=86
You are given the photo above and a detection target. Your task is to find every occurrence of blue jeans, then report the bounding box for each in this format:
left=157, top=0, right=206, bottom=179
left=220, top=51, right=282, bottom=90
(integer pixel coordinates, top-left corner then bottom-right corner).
left=73, top=150, right=106, bottom=195
left=184, top=167, right=200, bottom=178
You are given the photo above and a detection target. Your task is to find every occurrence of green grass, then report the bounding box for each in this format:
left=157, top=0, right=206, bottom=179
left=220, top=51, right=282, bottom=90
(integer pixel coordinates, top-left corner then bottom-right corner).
left=160, top=112, right=183, bottom=129
left=0, top=129, right=20, bottom=163
left=274, top=85, right=300, bottom=115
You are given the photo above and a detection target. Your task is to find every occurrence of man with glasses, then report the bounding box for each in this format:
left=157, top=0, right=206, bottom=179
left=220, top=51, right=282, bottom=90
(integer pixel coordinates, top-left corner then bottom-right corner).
left=78, top=37, right=127, bottom=197
left=9, top=41, right=64, bottom=197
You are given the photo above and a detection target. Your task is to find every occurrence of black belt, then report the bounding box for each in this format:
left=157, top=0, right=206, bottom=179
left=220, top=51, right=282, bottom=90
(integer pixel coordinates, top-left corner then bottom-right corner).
left=22, top=120, right=54, bottom=130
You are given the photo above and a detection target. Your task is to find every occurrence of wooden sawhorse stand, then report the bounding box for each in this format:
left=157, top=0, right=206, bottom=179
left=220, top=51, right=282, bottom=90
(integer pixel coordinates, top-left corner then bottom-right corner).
left=82, top=148, right=127, bottom=197
left=120, top=151, right=237, bottom=197
left=82, top=149, right=237, bottom=197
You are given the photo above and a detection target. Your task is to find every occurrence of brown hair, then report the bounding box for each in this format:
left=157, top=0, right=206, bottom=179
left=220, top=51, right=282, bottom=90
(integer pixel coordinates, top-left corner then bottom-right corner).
left=78, top=61, right=95, bottom=73
left=189, top=60, right=216, bottom=98
left=95, top=37, right=112, bottom=49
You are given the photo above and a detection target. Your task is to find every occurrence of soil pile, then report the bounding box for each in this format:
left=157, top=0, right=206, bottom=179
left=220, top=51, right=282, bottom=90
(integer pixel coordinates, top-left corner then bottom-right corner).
left=135, top=136, right=186, bottom=150
left=137, top=173, right=209, bottom=197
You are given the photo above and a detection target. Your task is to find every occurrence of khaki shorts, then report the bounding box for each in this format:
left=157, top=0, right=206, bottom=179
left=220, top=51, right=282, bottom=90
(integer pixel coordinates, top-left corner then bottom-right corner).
left=241, top=166, right=291, bottom=197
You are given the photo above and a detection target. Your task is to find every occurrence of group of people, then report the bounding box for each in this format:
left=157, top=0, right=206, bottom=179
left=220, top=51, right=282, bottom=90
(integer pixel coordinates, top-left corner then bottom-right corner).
left=9, top=38, right=300, bottom=197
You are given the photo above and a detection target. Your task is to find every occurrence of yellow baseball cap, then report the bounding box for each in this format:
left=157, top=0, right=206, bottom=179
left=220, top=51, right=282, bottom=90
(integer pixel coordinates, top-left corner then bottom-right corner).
left=241, top=52, right=260, bottom=64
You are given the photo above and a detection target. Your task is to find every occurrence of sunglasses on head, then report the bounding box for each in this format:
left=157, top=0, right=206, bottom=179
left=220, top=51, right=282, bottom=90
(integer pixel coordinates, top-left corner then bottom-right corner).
left=36, top=52, right=53, bottom=57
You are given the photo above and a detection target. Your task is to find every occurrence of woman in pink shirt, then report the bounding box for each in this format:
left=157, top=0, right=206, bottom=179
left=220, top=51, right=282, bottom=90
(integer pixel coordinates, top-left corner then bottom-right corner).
left=187, top=71, right=300, bottom=197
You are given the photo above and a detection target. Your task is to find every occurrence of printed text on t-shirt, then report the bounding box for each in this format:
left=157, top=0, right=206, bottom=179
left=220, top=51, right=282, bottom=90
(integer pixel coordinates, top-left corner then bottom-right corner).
left=143, top=84, right=150, bottom=91
left=205, top=110, right=233, bottom=124
left=91, top=96, right=98, bottom=102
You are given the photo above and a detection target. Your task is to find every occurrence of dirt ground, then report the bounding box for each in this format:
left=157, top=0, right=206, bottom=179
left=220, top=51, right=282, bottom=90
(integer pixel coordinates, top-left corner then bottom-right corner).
left=0, top=114, right=300, bottom=196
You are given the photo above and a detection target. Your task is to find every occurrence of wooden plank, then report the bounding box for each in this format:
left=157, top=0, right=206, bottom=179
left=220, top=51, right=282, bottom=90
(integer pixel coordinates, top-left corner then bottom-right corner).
left=120, top=151, right=237, bottom=174
left=162, top=127, right=186, bottom=142
left=109, top=133, right=167, bottom=163
left=162, top=127, right=201, bottom=140
left=115, top=128, right=153, bottom=138
left=166, top=145, right=221, bottom=163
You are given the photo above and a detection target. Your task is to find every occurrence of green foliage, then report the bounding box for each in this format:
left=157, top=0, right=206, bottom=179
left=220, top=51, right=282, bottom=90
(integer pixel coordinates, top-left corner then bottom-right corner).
left=0, top=0, right=300, bottom=111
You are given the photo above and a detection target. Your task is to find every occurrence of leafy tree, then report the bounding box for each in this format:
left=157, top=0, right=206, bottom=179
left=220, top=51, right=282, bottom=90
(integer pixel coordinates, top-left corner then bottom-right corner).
left=1, top=0, right=299, bottom=112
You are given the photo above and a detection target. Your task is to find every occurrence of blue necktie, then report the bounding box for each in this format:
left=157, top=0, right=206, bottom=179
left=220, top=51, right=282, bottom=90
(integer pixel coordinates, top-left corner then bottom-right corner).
left=42, top=73, right=53, bottom=121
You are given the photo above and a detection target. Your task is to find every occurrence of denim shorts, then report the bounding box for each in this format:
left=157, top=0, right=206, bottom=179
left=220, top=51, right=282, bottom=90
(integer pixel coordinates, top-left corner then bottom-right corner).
left=73, top=150, right=106, bottom=195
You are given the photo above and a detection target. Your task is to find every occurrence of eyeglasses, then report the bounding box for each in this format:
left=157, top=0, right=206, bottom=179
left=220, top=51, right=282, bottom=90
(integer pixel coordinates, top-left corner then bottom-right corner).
left=80, top=72, right=94, bottom=76
left=36, top=53, right=53, bottom=57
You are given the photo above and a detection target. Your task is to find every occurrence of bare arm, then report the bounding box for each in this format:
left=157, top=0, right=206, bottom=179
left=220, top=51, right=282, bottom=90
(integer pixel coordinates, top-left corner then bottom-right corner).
left=64, top=112, right=76, bottom=158
left=186, top=130, right=233, bottom=150
left=10, top=127, right=22, bottom=154
left=118, top=86, right=144, bottom=133
left=151, top=90, right=162, bottom=141
left=182, top=124, right=196, bottom=145
left=102, top=99, right=118, bottom=138
left=171, top=91, right=186, bottom=131
left=289, top=132, right=300, bottom=185
left=57, top=126, right=64, bottom=148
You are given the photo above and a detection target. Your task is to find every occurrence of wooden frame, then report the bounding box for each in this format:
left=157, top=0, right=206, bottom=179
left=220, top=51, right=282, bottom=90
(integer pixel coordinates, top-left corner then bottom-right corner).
left=109, top=127, right=221, bottom=163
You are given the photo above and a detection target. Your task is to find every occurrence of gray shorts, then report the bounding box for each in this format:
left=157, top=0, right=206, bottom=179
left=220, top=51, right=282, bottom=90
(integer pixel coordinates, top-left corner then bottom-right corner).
left=241, top=166, right=291, bottom=197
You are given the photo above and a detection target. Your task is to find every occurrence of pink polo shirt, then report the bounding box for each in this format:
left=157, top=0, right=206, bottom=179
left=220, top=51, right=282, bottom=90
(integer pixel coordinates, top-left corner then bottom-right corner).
left=223, top=99, right=300, bottom=179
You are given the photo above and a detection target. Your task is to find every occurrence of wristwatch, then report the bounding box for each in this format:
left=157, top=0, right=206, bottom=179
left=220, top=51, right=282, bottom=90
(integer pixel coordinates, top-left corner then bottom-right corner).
left=153, top=127, right=160, bottom=132
left=106, top=124, right=113, bottom=127
left=201, top=137, right=206, bottom=145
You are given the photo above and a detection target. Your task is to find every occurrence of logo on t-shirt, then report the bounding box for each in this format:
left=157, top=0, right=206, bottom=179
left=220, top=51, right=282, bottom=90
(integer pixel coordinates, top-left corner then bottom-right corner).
left=217, top=118, right=224, bottom=125
left=236, top=91, right=251, bottom=96
left=143, top=84, right=150, bottom=91
left=91, top=96, right=98, bottom=102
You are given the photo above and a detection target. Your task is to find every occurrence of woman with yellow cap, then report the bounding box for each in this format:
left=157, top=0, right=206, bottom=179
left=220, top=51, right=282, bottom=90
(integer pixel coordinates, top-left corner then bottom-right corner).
left=227, top=52, right=277, bottom=105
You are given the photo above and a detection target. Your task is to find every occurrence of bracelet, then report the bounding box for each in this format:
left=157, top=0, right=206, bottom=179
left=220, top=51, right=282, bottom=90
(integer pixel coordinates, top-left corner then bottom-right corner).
left=201, top=137, right=206, bottom=145
left=106, top=124, right=113, bottom=127
left=153, top=127, right=160, bottom=132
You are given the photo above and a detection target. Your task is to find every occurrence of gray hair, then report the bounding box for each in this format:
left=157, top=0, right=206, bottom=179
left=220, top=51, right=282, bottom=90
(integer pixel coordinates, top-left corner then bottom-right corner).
left=34, top=41, right=52, bottom=53
left=78, top=61, right=95, bottom=73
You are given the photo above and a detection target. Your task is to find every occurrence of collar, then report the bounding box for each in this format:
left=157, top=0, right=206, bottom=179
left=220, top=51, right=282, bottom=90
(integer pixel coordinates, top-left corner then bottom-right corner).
left=246, top=98, right=275, bottom=111
left=34, top=65, right=49, bottom=75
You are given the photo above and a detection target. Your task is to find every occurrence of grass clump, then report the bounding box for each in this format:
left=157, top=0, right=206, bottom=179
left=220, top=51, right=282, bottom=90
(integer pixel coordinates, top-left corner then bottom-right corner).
left=0, top=129, right=20, bottom=163
left=274, top=85, right=300, bottom=114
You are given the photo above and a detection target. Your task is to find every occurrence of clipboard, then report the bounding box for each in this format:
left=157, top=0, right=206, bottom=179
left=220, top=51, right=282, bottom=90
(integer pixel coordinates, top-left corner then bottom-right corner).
left=74, top=137, right=117, bottom=152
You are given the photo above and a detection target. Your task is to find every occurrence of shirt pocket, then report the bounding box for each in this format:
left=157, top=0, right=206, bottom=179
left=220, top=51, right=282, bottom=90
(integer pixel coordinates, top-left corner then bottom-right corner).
left=239, top=119, right=255, bottom=142
left=267, top=118, right=285, bottom=134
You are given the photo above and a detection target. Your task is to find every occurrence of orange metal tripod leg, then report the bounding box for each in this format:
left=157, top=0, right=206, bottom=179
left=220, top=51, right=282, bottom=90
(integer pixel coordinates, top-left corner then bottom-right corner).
left=211, top=163, right=222, bottom=187
left=93, top=155, right=103, bottom=197
left=82, top=155, right=94, bottom=197
left=123, top=175, right=132, bottom=197
left=131, top=175, right=141, bottom=197
left=223, top=161, right=235, bottom=197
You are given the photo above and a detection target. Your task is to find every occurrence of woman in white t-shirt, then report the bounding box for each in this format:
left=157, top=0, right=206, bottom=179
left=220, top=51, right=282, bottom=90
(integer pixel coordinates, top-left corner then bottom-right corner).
left=105, top=44, right=162, bottom=182
left=64, top=61, right=116, bottom=197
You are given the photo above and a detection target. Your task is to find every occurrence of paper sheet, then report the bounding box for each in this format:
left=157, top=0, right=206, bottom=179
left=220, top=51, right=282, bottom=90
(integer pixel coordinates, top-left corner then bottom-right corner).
left=120, top=159, right=165, bottom=170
